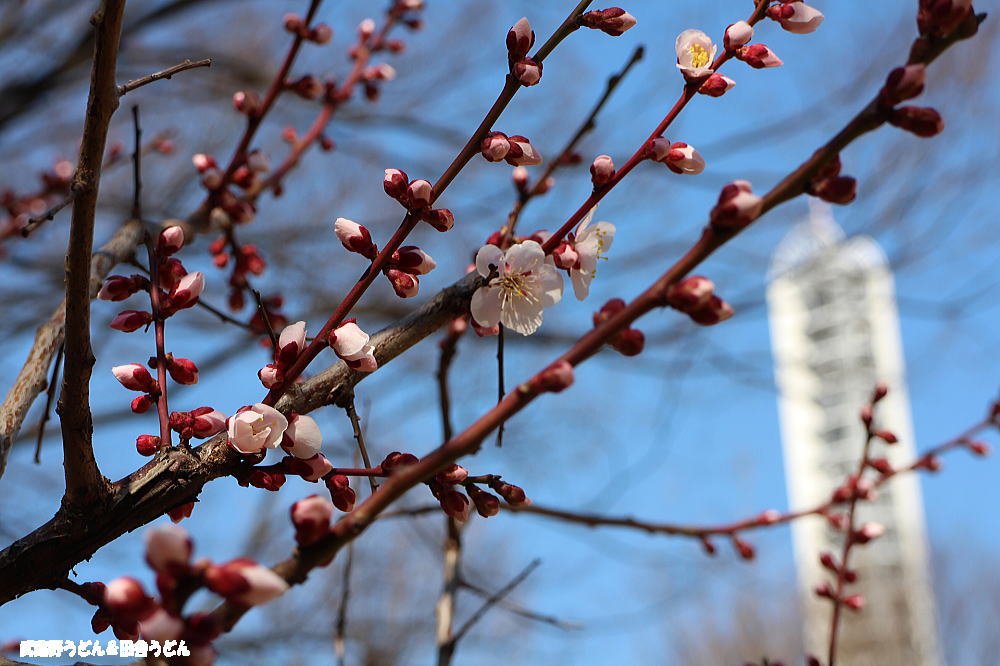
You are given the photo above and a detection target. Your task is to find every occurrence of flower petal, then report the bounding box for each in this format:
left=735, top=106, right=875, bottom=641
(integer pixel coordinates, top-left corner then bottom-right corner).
left=470, top=286, right=502, bottom=328
left=501, top=296, right=544, bottom=335
left=536, top=265, right=564, bottom=307
left=504, top=240, right=544, bottom=275
left=571, top=269, right=592, bottom=301
left=475, top=244, right=504, bottom=278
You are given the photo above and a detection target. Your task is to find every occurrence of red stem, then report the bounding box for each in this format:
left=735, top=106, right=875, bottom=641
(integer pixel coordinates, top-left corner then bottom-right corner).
left=146, top=240, right=172, bottom=448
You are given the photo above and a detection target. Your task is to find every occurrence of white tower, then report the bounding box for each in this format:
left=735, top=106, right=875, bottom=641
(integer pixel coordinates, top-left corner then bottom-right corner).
left=767, top=201, right=941, bottom=665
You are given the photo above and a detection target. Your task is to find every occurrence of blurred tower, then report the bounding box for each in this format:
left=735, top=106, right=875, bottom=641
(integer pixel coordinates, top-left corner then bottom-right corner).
left=766, top=201, right=941, bottom=665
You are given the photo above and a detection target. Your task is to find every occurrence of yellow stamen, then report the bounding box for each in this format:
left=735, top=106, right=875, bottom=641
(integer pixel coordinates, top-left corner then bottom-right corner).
left=688, top=43, right=709, bottom=68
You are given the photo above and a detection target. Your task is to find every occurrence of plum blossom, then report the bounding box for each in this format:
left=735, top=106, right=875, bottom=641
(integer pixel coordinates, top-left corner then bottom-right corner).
left=204, top=558, right=289, bottom=606
left=470, top=240, right=563, bottom=335
left=281, top=413, right=323, bottom=459
left=227, top=403, right=288, bottom=455
left=676, top=29, right=717, bottom=79
left=556, top=207, right=616, bottom=301
left=768, top=1, right=824, bottom=34
left=329, top=321, right=377, bottom=371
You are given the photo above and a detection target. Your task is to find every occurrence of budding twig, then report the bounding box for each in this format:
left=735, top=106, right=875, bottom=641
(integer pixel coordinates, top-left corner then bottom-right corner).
left=20, top=193, right=77, bottom=237
left=116, top=57, right=212, bottom=97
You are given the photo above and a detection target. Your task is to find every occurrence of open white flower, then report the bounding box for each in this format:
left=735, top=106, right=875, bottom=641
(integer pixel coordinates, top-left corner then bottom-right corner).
left=569, top=208, right=616, bottom=301
left=471, top=240, right=563, bottom=335
left=676, top=29, right=717, bottom=79
left=227, top=403, right=288, bottom=455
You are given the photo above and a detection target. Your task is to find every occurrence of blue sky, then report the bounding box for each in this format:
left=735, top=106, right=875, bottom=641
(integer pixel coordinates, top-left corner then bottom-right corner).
left=0, top=1, right=997, bottom=664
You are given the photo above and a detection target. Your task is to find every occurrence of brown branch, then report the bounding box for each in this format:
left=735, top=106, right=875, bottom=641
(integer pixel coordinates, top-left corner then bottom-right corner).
left=58, top=0, right=128, bottom=505
left=116, top=57, right=212, bottom=96
left=0, top=217, right=142, bottom=482
left=333, top=544, right=353, bottom=666
left=447, top=559, right=540, bottom=647
left=20, top=193, right=77, bottom=237
left=341, top=393, right=377, bottom=494
left=435, top=517, right=463, bottom=666
left=33, top=344, right=63, bottom=465
left=458, top=579, right=582, bottom=630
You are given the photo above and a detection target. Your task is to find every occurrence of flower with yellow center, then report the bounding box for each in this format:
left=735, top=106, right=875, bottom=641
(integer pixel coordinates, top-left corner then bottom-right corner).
left=569, top=207, right=616, bottom=301
left=676, top=29, right=717, bottom=79
left=471, top=240, right=564, bottom=335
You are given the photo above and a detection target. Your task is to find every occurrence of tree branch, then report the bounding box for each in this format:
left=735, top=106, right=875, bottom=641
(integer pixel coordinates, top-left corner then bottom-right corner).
left=116, top=57, right=212, bottom=96
left=58, top=0, right=128, bottom=505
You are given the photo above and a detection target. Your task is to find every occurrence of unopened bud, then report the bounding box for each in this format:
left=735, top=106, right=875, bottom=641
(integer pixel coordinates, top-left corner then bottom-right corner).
left=405, top=179, right=434, bottom=209
left=724, top=20, right=753, bottom=50
left=529, top=360, right=574, bottom=393
left=110, top=310, right=153, bottom=332
left=710, top=180, right=762, bottom=230
left=512, top=57, right=543, bottom=86
left=738, top=43, right=783, bottom=69
left=590, top=154, right=615, bottom=187
left=386, top=268, right=420, bottom=298
left=383, top=168, right=409, bottom=199
left=889, top=106, right=944, bottom=137
left=334, top=217, right=378, bottom=259
left=688, top=295, right=734, bottom=326
left=422, top=208, right=455, bottom=232
left=506, top=17, right=534, bottom=58
left=136, top=434, right=160, bottom=456
left=880, top=64, right=926, bottom=106
left=698, top=73, right=736, bottom=97
left=579, top=8, right=637, bottom=36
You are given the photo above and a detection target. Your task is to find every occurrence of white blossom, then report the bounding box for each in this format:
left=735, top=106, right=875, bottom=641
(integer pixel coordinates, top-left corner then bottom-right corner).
left=470, top=240, right=563, bottom=335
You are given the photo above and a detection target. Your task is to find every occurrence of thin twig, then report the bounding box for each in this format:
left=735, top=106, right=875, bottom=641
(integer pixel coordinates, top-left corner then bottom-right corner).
left=131, top=105, right=142, bottom=219
left=145, top=233, right=171, bottom=448
left=334, top=543, right=354, bottom=666
left=436, top=320, right=464, bottom=442
left=251, top=288, right=279, bottom=350
left=343, top=394, right=377, bottom=493
left=495, top=325, right=505, bottom=448
left=449, top=559, right=541, bottom=646
left=117, top=58, right=212, bottom=97
left=435, top=517, right=463, bottom=666
left=33, top=344, right=63, bottom=464
left=20, top=193, right=77, bottom=237
left=501, top=44, right=645, bottom=244
left=459, top=579, right=582, bottom=630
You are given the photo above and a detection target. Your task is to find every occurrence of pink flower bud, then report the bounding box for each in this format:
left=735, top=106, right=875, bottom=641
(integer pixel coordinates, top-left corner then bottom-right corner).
left=284, top=13, right=304, bottom=33
left=868, top=457, right=894, bottom=475
left=104, top=577, right=156, bottom=622
left=192, top=153, right=217, bottom=172
left=530, top=361, right=575, bottom=393
left=733, top=537, right=755, bottom=560
left=276, top=320, right=307, bottom=366
left=191, top=407, right=226, bottom=438
left=579, top=8, right=637, bottom=36
left=512, top=166, right=530, bottom=190
left=204, top=558, right=289, bottom=607
left=854, top=522, right=886, bottom=544
left=724, top=20, right=754, bottom=50
left=158, top=226, right=185, bottom=256
left=381, top=451, right=419, bottom=474
left=875, top=429, right=898, bottom=444
left=405, top=179, right=433, bottom=208
left=298, top=453, right=334, bottom=482
left=843, top=594, right=865, bottom=611
left=768, top=2, right=824, bottom=34
left=201, top=168, right=223, bottom=190
left=99, top=275, right=144, bottom=301
left=329, top=321, right=378, bottom=372
left=880, top=64, right=926, bottom=106
left=383, top=168, right=409, bottom=199
left=140, top=608, right=184, bottom=642
left=505, top=136, right=542, bottom=166
left=232, top=90, right=260, bottom=115
left=131, top=395, right=155, bottom=414
left=113, top=363, right=159, bottom=393
left=646, top=137, right=672, bottom=162
left=158, top=257, right=188, bottom=292
left=325, top=475, right=357, bottom=512
left=334, top=217, right=378, bottom=260
left=663, top=141, right=705, bottom=175
left=421, top=208, right=455, bottom=232
left=698, top=73, right=736, bottom=97
left=610, top=328, right=645, bottom=356
left=467, top=486, right=501, bottom=517
left=435, top=464, right=469, bottom=485
left=392, top=245, right=437, bottom=275
left=810, top=176, right=857, bottom=205
left=439, top=489, right=471, bottom=522
left=739, top=43, right=783, bottom=69
left=258, top=364, right=282, bottom=389
left=968, top=440, right=991, bottom=456
left=169, top=272, right=205, bottom=310
left=144, top=525, right=192, bottom=576
left=281, top=413, right=323, bottom=459
left=889, top=106, right=944, bottom=137
left=308, top=23, right=332, bottom=44
left=291, top=495, right=333, bottom=545
left=590, top=154, right=615, bottom=186
left=386, top=269, right=420, bottom=298
left=512, top=57, right=543, bottom=86
left=814, top=581, right=834, bottom=599
left=136, top=434, right=160, bottom=456
left=489, top=479, right=529, bottom=506
left=551, top=241, right=579, bottom=270
left=666, top=275, right=715, bottom=312
left=872, top=381, right=889, bottom=402
left=710, top=180, right=762, bottom=230
left=110, top=310, right=153, bottom=332
left=593, top=298, right=627, bottom=326
left=689, top=295, right=734, bottom=326
left=819, top=551, right=839, bottom=572
left=506, top=17, right=534, bottom=58
left=246, top=150, right=270, bottom=173
left=481, top=132, right=511, bottom=162
left=358, top=18, right=376, bottom=40
left=917, top=0, right=974, bottom=36
left=165, top=355, right=198, bottom=385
